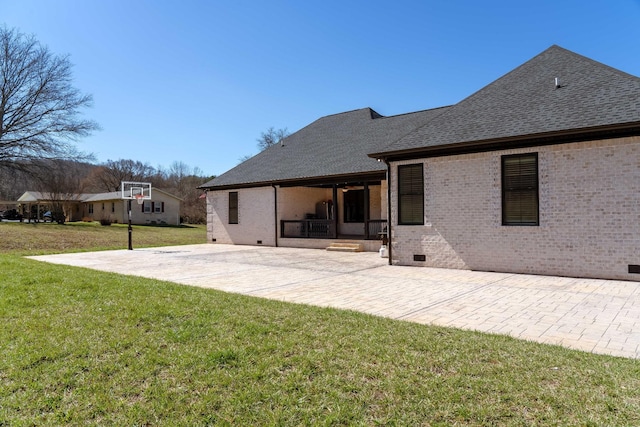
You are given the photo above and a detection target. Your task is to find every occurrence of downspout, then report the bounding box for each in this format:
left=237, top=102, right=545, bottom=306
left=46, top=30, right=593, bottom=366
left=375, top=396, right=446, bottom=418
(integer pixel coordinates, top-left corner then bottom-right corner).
left=272, top=184, right=278, bottom=247
left=384, top=159, right=392, bottom=265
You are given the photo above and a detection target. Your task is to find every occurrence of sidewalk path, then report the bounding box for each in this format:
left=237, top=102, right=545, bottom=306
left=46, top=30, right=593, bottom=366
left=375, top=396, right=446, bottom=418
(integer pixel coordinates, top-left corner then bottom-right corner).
left=29, top=244, right=640, bottom=359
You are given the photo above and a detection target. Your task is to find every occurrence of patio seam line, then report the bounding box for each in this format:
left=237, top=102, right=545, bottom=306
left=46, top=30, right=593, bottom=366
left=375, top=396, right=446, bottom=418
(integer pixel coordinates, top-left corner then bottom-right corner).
left=394, top=274, right=518, bottom=320
left=244, top=266, right=386, bottom=295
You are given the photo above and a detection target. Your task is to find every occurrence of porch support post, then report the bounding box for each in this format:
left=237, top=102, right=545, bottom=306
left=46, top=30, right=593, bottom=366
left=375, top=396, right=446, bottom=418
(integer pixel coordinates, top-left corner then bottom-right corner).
left=364, top=182, right=370, bottom=239
left=332, top=184, right=338, bottom=238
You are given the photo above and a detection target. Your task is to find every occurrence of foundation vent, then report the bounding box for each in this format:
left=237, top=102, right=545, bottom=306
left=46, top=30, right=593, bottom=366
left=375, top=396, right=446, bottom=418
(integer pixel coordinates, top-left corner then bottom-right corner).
left=629, top=265, right=640, bottom=274
left=413, top=254, right=426, bottom=262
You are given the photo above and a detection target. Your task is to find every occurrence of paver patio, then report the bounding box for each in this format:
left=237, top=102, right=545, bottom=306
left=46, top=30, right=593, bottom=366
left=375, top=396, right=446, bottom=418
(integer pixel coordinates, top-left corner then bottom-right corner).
left=29, top=244, right=640, bottom=359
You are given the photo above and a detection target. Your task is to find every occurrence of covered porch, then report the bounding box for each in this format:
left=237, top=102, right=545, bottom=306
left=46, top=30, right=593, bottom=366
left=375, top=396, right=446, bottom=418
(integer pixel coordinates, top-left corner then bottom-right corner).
left=277, top=176, right=388, bottom=244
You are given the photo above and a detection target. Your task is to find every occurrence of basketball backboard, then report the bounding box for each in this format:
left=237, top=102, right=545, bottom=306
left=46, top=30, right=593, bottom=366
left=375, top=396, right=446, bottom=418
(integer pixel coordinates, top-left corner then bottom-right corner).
left=121, top=181, right=152, bottom=201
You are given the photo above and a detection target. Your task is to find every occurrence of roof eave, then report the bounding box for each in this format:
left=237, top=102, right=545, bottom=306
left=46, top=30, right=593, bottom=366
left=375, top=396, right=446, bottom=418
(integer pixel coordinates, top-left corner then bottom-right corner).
left=199, top=170, right=387, bottom=191
left=369, top=122, right=640, bottom=161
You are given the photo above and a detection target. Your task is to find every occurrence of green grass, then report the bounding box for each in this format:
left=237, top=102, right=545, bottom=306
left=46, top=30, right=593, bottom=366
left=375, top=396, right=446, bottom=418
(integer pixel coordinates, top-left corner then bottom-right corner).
left=1, top=222, right=640, bottom=425
left=0, top=221, right=206, bottom=255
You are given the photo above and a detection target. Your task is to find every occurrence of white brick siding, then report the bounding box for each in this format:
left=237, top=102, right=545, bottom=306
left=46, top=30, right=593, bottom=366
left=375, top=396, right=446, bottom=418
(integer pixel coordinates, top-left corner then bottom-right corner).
left=389, top=136, right=640, bottom=280
left=207, top=187, right=276, bottom=246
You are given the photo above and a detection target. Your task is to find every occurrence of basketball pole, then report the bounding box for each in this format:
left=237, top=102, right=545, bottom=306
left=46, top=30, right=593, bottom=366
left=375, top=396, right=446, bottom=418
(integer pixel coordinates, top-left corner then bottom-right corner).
left=128, top=199, right=133, bottom=250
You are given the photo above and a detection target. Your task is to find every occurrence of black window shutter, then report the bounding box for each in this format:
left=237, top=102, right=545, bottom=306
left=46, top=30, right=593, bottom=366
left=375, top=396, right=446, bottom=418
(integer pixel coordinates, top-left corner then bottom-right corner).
left=398, top=164, right=424, bottom=225
left=229, top=192, right=238, bottom=224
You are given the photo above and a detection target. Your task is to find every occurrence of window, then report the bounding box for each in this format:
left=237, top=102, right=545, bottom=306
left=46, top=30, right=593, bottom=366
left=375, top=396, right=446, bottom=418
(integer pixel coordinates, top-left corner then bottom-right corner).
left=111, top=202, right=115, bottom=213
left=142, top=201, right=151, bottom=213
left=502, top=153, right=539, bottom=226
left=398, top=164, right=424, bottom=225
left=88, top=204, right=94, bottom=214
left=150, top=202, right=164, bottom=213
left=229, top=192, right=238, bottom=224
left=343, top=189, right=364, bottom=222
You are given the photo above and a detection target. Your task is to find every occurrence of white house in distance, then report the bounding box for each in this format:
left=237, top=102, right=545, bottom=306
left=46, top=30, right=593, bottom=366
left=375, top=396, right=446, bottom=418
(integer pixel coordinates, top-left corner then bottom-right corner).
left=17, top=189, right=182, bottom=225
left=200, top=45, right=640, bottom=281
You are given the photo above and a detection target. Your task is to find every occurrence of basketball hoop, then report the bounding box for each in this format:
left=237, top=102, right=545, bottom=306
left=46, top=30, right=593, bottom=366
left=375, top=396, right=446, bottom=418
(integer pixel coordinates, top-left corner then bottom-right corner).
left=135, top=194, right=144, bottom=205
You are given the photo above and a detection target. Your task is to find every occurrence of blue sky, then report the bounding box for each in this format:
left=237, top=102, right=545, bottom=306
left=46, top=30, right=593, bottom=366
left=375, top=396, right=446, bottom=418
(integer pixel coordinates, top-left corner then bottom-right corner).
left=2, top=0, right=640, bottom=177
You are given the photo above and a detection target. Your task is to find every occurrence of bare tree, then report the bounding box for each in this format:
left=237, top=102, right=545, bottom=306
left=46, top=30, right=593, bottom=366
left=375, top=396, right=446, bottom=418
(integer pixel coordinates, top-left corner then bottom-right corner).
left=161, top=161, right=210, bottom=224
left=0, top=27, right=98, bottom=169
left=0, top=164, right=30, bottom=200
left=86, top=159, right=156, bottom=192
left=256, top=127, right=290, bottom=151
left=28, top=159, right=90, bottom=223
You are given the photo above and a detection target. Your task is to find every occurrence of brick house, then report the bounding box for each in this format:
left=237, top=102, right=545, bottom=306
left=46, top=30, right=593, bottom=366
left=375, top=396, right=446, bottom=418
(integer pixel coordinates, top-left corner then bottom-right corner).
left=16, top=189, right=182, bottom=225
left=201, top=45, right=640, bottom=280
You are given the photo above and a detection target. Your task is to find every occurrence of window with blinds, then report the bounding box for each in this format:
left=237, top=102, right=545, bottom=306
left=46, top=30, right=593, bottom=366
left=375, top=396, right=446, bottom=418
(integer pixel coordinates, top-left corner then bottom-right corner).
left=229, top=192, right=238, bottom=224
left=502, top=153, right=539, bottom=226
left=398, top=164, right=424, bottom=225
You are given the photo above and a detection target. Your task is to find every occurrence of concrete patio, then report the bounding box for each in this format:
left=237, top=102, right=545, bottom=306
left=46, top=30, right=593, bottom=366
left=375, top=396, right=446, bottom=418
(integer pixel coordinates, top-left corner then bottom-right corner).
left=29, top=244, right=640, bottom=359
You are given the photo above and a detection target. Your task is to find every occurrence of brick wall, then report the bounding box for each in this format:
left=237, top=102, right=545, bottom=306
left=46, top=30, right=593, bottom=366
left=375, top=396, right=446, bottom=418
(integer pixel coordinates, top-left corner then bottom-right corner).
left=389, top=136, right=640, bottom=280
left=207, top=187, right=276, bottom=246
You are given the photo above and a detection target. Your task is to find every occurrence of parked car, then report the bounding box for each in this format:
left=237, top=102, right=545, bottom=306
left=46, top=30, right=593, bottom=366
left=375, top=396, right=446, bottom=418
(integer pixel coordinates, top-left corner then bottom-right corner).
left=2, top=209, right=22, bottom=221
left=43, top=209, right=66, bottom=224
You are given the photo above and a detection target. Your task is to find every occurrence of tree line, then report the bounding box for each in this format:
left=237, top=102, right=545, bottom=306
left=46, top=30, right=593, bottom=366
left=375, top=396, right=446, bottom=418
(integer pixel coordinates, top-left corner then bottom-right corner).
left=1, top=26, right=285, bottom=224
left=0, top=159, right=212, bottom=224
left=0, top=26, right=212, bottom=223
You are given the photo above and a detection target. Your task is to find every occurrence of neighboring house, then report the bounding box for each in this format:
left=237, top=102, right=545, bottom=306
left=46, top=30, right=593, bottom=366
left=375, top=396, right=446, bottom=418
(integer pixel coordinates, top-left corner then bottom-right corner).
left=17, top=191, right=86, bottom=222
left=16, top=189, right=182, bottom=225
left=201, top=45, right=640, bottom=281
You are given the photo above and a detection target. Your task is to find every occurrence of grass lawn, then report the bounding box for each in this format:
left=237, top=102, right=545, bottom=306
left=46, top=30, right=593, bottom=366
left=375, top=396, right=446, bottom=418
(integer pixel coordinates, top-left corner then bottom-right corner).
left=0, top=221, right=206, bottom=255
left=1, top=222, right=640, bottom=425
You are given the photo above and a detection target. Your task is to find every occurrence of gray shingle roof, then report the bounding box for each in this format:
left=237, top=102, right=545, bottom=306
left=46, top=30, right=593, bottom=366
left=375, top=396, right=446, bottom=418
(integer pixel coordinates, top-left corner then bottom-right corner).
left=372, top=45, right=640, bottom=157
left=203, top=45, right=639, bottom=190
left=201, top=107, right=448, bottom=189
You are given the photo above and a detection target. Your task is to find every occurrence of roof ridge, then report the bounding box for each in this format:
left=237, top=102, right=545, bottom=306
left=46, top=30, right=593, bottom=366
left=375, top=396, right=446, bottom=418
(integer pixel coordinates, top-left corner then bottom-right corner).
left=550, top=44, right=640, bottom=81
left=315, top=107, right=383, bottom=120
left=370, top=44, right=640, bottom=158
left=375, top=105, right=452, bottom=120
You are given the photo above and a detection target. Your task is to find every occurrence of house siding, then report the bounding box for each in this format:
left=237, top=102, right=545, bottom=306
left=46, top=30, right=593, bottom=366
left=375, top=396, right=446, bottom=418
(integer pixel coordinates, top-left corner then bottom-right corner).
left=390, top=136, right=640, bottom=281
left=207, top=187, right=276, bottom=246
left=84, top=193, right=180, bottom=225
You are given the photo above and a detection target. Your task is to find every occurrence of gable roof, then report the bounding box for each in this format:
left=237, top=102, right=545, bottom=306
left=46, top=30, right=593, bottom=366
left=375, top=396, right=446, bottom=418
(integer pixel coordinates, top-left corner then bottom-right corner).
left=200, top=107, right=448, bottom=190
left=18, top=191, right=89, bottom=203
left=17, top=189, right=181, bottom=203
left=370, top=45, right=640, bottom=159
left=83, top=188, right=182, bottom=202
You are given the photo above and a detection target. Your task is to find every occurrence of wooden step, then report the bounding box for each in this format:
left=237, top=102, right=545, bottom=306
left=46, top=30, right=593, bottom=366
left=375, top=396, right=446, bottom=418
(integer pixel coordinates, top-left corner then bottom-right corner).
left=326, top=242, right=364, bottom=252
